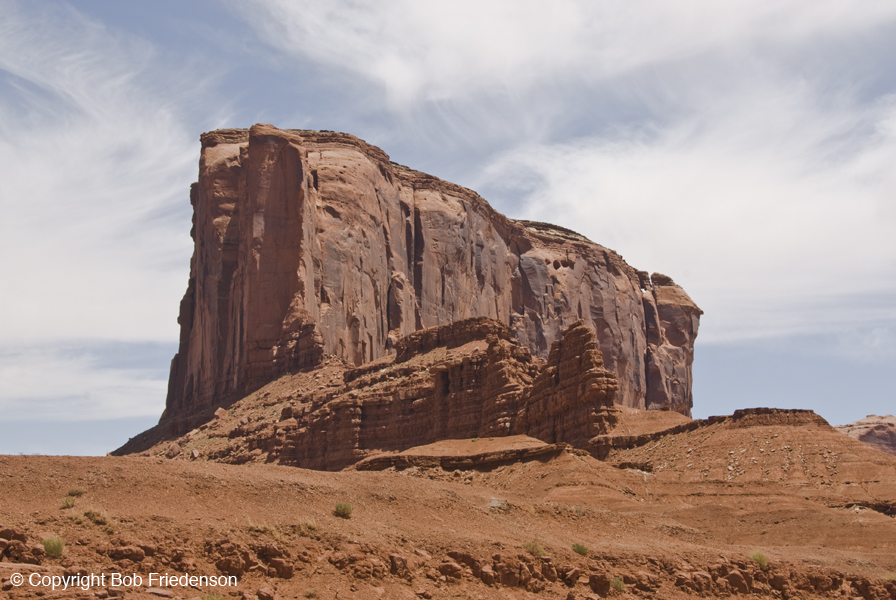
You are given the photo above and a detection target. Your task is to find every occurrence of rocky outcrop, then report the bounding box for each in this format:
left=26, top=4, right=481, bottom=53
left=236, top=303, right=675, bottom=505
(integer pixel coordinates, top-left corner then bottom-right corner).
left=641, top=273, right=702, bottom=413
left=835, top=415, right=896, bottom=456
left=235, top=318, right=618, bottom=471
left=127, top=318, right=619, bottom=470
left=163, top=124, right=701, bottom=429
left=512, top=321, right=618, bottom=445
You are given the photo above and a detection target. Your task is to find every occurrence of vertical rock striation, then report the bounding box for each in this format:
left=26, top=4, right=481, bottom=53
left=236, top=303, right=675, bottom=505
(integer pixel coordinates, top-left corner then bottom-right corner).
left=163, top=124, right=701, bottom=428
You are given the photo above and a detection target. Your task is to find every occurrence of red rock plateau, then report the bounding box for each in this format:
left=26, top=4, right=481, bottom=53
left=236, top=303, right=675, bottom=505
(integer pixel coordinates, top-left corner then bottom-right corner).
left=836, top=416, right=896, bottom=457
left=162, top=124, right=702, bottom=439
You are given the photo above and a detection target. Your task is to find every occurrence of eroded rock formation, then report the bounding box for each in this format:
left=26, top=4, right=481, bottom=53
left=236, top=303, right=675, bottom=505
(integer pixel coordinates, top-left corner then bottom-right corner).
left=207, top=318, right=619, bottom=471
left=836, top=415, right=896, bottom=457
left=163, top=124, right=701, bottom=428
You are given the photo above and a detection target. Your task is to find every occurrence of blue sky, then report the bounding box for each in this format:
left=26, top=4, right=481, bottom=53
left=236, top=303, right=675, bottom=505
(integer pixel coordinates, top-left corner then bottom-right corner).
left=1, top=0, right=894, bottom=455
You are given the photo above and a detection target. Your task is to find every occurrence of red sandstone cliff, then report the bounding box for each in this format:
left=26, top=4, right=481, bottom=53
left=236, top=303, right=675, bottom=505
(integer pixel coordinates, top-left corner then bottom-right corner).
left=163, top=124, right=701, bottom=427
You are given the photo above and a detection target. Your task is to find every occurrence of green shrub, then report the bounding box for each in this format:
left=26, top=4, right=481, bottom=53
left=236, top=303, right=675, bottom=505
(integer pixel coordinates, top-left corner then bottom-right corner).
left=334, top=503, right=353, bottom=519
left=201, top=594, right=226, bottom=600
left=67, top=487, right=86, bottom=497
left=42, top=537, right=64, bottom=558
left=61, top=495, right=76, bottom=509
left=304, top=588, right=319, bottom=598
left=749, top=551, right=769, bottom=570
left=610, top=576, right=626, bottom=592
left=572, top=543, right=589, bottom=556
left=522, top=541, right=546, bottom=557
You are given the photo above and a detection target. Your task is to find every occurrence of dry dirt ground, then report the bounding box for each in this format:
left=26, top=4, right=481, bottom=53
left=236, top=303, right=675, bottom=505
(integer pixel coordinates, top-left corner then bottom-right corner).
left=2, top=414, right=896, bottom=600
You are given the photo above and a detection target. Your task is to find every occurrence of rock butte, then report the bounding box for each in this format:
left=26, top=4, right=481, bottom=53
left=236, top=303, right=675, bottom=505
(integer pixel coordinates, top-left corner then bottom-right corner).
left=161, top=124, right=701, bottom=442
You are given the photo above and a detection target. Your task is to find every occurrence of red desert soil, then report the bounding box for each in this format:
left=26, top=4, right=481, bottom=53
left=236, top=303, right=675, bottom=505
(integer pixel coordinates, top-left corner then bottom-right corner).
left=3, top=415, right=896, bottom=600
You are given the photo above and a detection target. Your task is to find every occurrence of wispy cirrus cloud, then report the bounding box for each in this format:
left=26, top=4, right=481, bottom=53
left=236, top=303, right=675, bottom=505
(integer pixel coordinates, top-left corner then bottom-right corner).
left=480, top=82, right=896, bottom=344
left=233, top=0, right=896, bottom=108
left=0, top=1, right=217, bottom=428
left=0, top=1, right=206, bottom=344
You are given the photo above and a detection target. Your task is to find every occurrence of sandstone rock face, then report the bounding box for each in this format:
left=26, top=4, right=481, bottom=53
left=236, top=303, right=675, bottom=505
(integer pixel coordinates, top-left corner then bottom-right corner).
left=835, top=415, right=896, bottom=456
left=512, top=321, right=619, bottom=445
left=163, top=124, right=701, bottom=426
left=256, top=318, right=617, bottom=470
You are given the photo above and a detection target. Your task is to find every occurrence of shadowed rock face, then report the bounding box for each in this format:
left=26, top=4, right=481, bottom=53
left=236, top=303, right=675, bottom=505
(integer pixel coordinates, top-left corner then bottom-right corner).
left=163, top=124, right=701, bottom=426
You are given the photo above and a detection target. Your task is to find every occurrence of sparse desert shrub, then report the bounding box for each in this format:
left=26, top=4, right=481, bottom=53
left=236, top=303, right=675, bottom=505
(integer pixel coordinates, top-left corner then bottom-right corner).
left=83, top=509, right=110, bottom=526
left=471, top=437, right=479, bottom=442
left=572, top=543, right=589, bottom=556
left=297, top=518, right=318, bottom=535
left=522, top=541, right=546, bottom=557
left=334, top=503, right=353, bottom=519
left=201, top=594, right=226, bottom=600
left=42, top=536, right=64, bottom=558
left=749, top=551, right=769, bottom=570
left=304, top=589, right=319, bottom=599
left=67, top=487, right=86, bottom=497
left=82, top=509, right=115, bottom=533
left=246, top=519, right=270, bottom=534
left=610, top=576, right=626, bottom=592
left=61, top=495, right=76, bottom=509
left=247, top=519, right=286, bottom=542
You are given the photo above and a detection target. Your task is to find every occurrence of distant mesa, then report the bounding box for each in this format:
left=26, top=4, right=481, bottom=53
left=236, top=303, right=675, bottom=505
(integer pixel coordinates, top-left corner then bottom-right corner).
left=835, top=415, right=896, bottom=457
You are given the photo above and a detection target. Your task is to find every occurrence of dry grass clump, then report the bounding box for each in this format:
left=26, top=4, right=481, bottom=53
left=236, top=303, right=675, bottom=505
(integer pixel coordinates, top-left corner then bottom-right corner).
left=67, top=487, right=87, bottom=497
left=80, top=509, right=115, bottom=533
left=61, top=495, right=76, bottom=509
left=297, top=517, right=318, bottom=536
left=83, top=509, right=110, bottom=525
left=610, top=576, right=626, bottom=592
left=522, top=541, right=546, bottom=557
left=334, top=503, right=353, bottom=519
left=247, top=519, right=287, bottom=543
left=41, top=536, right=65, bottom=558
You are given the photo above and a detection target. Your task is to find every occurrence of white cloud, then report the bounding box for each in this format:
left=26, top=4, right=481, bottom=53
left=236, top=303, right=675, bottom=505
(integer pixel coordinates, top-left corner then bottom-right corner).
left=234, top=0, right=896, bottom=108
left=480, top=83, right=896, bottom=342
left=0, top=343, right=168, bottom=421
left=0, top=2, right=201, bottom=344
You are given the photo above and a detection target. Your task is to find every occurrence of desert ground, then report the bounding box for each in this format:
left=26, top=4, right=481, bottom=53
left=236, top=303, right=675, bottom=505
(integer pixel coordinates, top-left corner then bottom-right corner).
left=3, top=408, right=896, bottom=600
